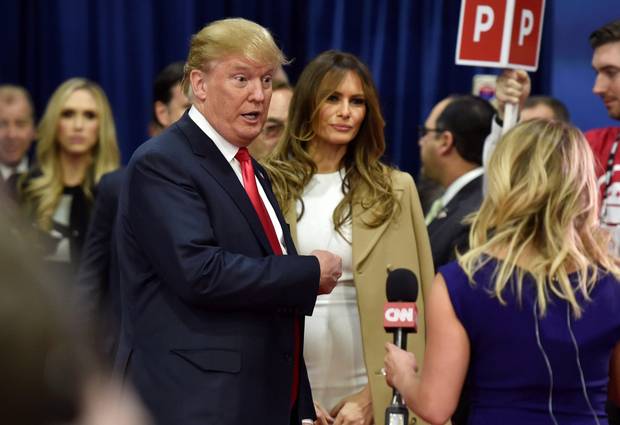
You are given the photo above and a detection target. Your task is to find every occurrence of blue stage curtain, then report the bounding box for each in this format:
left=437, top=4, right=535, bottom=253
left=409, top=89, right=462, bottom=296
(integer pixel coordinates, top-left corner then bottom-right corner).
left=0, top=0, right=553, bottom=177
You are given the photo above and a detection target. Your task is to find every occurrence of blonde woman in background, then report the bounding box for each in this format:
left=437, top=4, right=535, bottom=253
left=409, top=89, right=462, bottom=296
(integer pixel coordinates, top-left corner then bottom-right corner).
left=385, top=119, right=620, bottom=425
left=263, top=50, right=433, bottom=425
left=20, top=78, right=119, bottom=277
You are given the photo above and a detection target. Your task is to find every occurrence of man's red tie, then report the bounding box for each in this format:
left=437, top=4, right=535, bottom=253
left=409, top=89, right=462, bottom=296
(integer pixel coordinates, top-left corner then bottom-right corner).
left=235, top=147, right=301, bottom=410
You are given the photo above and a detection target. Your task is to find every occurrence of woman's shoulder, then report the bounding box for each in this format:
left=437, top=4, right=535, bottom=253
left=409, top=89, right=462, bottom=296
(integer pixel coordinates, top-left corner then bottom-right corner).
left=387, top=168, right=414, bottom=189
left=438, top=258, right=497, bottom=292
left=437, top=260, right=470, bottom=286
left=592, top=268, right=620, bottom=296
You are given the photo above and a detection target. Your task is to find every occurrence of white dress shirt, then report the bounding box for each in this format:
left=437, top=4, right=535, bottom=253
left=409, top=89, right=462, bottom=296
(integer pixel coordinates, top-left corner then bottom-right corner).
left=188, top=106, right=287, bottom=254
left=440, top=167, right=484, bottom=208
left=0, top=157, right=28, bottom=181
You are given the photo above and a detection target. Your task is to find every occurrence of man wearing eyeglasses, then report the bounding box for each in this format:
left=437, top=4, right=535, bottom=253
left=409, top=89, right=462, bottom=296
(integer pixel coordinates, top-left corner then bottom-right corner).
left=418, top=95, right=494, bottom=270
left=418, top=95, right=494, bottom=425
left=249, top=80, right=293, bottom=159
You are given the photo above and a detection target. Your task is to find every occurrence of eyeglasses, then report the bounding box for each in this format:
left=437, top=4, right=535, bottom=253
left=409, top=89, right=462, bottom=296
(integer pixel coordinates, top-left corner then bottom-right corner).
left=417, top=125, right=443, bottom=138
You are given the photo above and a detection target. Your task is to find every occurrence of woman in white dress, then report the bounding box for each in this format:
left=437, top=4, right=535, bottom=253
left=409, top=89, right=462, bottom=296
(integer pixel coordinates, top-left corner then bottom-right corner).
left=263, top=50, right=433, bottom=425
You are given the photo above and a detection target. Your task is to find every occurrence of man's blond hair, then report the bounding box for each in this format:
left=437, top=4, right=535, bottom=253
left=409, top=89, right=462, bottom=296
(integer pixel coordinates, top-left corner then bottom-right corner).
left=181, top=18, right=287, bottom=95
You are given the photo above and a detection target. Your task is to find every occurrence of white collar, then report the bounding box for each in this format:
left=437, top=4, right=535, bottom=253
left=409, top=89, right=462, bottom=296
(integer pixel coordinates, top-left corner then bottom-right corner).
left=0, top=157, right=28, bottom=180
left=188, top=105, right=240, bottom=164
left=441, top=167, right=484, bottom=207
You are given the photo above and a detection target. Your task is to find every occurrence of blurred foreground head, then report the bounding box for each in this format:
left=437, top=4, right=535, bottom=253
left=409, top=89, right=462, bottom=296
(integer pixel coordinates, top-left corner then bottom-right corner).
left=0, top=209, right=88, bottom=424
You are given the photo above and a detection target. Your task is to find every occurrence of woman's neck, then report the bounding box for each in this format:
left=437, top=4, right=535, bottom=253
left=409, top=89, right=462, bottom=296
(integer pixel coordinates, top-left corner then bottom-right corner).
left=308, top=139, right=347, bottom=173
left=60, top=152, right=92, bottom=187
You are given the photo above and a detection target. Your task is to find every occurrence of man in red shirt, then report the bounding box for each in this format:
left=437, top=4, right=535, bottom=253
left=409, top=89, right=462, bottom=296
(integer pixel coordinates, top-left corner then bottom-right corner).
left=586, top=20, right=620, bottom=253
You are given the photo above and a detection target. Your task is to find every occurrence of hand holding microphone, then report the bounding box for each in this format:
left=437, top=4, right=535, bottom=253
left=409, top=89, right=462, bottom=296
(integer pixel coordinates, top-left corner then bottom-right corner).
left=384, top=343, right=419, bottom=392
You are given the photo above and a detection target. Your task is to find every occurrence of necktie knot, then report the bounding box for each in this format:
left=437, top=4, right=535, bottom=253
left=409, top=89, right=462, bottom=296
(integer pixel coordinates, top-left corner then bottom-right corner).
left=235, top=147, right=251, bottom=162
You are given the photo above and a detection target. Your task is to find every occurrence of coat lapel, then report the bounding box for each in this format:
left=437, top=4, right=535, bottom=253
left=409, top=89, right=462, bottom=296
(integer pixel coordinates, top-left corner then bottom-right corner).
left=428, top=174, right=483, bottom=231
left=176, top=114, right=274, bottom=255
left=352, top=186, right=404, bottom=270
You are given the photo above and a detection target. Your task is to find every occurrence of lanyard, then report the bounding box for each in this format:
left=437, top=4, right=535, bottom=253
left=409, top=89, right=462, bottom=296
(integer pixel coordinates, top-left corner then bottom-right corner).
left=601, top=133, right=620, bottom=220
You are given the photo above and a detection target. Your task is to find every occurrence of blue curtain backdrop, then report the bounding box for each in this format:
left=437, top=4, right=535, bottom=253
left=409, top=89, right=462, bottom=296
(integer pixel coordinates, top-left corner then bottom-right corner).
left=0, top=0, right=555, bottom=176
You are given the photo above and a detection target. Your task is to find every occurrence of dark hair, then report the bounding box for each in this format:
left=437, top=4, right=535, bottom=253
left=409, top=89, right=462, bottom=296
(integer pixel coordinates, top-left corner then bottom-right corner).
left=523, top=96, right=570, bottom=122
left=436, top=95, right=494, bottom=165
left=589, top=19, right=620, bottom=49
left=152, top=61, right=185, bottom=124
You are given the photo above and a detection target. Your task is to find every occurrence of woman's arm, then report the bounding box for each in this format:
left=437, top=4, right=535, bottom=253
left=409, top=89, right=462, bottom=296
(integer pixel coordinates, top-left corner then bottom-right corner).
left=384, top=272, right=470, bottom=425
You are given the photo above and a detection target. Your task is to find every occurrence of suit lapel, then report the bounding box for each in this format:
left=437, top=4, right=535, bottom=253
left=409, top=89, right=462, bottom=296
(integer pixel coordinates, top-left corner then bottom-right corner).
left=176, top=114, right=274, bottom=255
left=255, top=162, right=298, bottom=255
left=427, top=175, right=483, bottom=234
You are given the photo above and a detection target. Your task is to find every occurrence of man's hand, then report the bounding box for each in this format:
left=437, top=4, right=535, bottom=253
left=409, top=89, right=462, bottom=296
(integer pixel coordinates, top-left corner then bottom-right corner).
left=311, top=250, right=342, bottom=295
left=330, top=385, right=374, bottom=425
left=496, top=69, right=531, bottom=120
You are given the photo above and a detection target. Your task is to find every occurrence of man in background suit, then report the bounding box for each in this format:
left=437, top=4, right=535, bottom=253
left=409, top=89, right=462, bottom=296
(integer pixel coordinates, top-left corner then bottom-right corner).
left=76, top=61, right=190, bottom=361
left=0, top=85, right=36, bottom=201
left=115, top=18, right=341, bottom=425
left=419, top=95, right=493, bottom=425
left=420, top=95, right=494, bottom=269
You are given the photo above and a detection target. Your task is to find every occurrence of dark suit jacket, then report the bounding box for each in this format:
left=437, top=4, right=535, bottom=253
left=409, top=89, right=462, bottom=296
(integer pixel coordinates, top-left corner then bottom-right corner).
left=115, top=112, right=320, bottom=425
left=427, top=175, right=483, bottom=268
left=76, top=168, right=124, bottom=361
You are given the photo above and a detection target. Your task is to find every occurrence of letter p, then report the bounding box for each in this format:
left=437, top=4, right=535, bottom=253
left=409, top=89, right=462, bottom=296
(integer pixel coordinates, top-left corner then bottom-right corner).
left=474, top=5, right=494, bottom=42
left=518, top=9, right=534, bottom=46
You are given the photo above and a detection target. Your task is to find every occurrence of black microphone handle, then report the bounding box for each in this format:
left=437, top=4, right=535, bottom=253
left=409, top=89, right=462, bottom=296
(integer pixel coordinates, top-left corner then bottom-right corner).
left=391, top=328, right=407, bottom=403
left=386, top=331, right=409, bottom=425
left=394, top=327, right=407, bottom=351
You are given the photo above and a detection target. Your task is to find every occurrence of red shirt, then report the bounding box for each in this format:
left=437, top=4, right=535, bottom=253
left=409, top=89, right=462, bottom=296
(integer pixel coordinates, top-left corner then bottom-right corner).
left=586, top=127, right=620, bottom=252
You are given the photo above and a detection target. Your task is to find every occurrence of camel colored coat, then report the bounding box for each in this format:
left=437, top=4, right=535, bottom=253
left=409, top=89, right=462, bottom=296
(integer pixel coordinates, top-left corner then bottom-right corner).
left=285, top=170, right=435, bottom=425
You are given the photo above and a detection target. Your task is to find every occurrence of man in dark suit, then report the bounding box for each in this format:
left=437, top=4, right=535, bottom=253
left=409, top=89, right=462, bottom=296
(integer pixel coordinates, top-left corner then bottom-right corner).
left=76, top=61, right=190, bottom=360
left=419, top=95, right=494, bottom=269
left=115, top=18, right=341, bottom=425
left=419, top=95, right=493, bottom=425
left=0, top=85, right=36, bottom=201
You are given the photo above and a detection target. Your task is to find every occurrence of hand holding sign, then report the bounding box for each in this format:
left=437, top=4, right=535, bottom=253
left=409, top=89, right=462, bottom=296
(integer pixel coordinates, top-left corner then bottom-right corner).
left=496, top=69, right=531, bottom=133
left=456, top=0, right=544, bottom=133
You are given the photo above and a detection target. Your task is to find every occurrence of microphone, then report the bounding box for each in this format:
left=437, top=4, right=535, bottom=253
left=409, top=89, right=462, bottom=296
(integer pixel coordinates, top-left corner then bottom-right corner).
left=384, top=268, right=419, bottom=425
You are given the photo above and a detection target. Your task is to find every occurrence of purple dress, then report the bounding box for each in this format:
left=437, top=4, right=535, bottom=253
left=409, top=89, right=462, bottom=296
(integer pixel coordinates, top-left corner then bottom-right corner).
left=440, top=258, right=620, bottom=425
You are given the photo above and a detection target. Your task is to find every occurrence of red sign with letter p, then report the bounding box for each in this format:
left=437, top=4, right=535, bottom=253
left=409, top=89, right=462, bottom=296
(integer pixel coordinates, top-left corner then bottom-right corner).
left=508, top=0, right=545, bottom=68
left=457, top=0, right=507, bottom=63
left=456, top=0, right=545, bottom=71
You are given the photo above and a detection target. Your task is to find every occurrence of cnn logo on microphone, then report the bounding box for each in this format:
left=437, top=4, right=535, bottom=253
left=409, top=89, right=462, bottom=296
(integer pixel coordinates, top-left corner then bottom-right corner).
left=383, top=302, right=417, bottom=330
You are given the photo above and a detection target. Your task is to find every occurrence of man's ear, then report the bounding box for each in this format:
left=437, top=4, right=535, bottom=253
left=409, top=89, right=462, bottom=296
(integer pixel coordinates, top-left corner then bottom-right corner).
left=437, top=130, right=454, bottom=155
left=189, top=69, right=208, bottom=102
left=154, top=101, right=169, bottom=128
